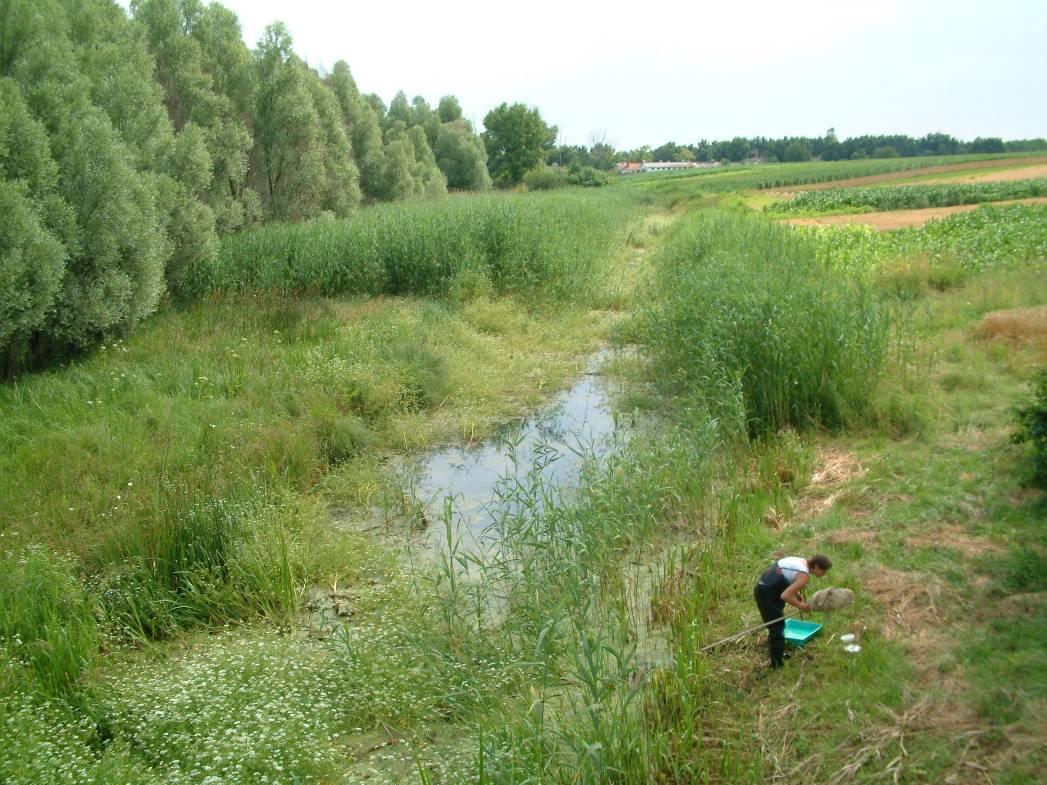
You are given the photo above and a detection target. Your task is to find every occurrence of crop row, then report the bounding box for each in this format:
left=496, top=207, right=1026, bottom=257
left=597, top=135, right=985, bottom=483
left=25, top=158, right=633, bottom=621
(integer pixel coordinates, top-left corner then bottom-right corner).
left=806, top=204, right=1047, bottom=275
left=621, top=153, right=1035, bottom=196
left=773, top=178, right=1047, bottom=213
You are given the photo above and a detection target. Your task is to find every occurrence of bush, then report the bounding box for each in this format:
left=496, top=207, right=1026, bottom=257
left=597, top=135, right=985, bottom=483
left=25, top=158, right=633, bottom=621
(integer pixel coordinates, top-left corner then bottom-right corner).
left=567, top=166, right=610, bottom=187
left=523, top=166, right=569, bottom=191
left=1013, top=366, right=1047, bottom=488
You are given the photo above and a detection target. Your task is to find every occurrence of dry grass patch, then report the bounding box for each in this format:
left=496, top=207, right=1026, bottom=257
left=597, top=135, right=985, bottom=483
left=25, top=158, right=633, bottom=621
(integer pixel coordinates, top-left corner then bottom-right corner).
left=904, top=523, right=1002, bottom=558
left=864, top=568, right=948, bottom=662
left=973, top=305, right=1047, bottom=344
left=827, top=528, right=879, bottom=547
left=794, top=447, right=867, bottom=520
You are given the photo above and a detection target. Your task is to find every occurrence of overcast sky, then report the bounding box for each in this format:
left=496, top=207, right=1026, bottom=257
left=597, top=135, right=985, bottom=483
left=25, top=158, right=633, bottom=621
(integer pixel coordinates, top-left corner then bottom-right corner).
left=119, top=0, right=1046, bottom=149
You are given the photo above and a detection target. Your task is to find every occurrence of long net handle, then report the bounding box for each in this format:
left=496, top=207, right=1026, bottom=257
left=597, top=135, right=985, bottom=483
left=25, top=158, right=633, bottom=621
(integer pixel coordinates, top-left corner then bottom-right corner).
left=700, top=616, right=785, bottom=652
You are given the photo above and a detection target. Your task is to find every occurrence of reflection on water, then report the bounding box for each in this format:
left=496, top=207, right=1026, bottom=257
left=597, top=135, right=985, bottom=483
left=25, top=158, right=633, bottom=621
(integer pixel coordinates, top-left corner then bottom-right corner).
left=402, top=352, right=625, bottom=555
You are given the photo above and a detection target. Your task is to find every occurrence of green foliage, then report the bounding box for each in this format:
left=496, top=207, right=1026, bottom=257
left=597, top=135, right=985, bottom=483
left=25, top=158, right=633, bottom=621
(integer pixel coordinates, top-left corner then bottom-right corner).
left=641, top=211, right=889, bottom=435
left=873, top=145, right=900, bottom=158
left=523, top=166, right=569, bottom=191
left=0, top=77, right=71, bottom=366
left=567, top=165, right=610, bottom=187
left=304, top=70, right=362, bottom=216
left=0, top=0, right=221, bottom=370
left=0, top=180, right=66, bottom=366
left=774, top=178, right=1047, bottom=214
left=438, top=94, right=463, bottom=123
left=251, top=23, right=327, bottom=220
left=326, top=61, right=387, bottom=202
left=1013, top=366, right=1047, bottom=488
left=482, top=102, right=557, bottom=186
left=782, top=140, right=812, bottom=162
left=435, top=119, right=491, bottom=191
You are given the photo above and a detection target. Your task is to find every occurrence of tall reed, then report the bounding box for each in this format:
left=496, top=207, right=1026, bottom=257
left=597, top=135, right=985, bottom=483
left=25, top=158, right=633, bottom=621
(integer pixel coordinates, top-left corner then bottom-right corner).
left=641, top=210, right=889, bottom=435
left=185, top=190, right=638, bottom=305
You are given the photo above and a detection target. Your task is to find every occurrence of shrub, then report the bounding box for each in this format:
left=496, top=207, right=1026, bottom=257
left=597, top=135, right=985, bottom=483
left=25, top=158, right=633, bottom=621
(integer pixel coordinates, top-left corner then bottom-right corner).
left=523, top=166, right=569, bottom=191
left=1013, top=366, right=1047, bottom=488
left=566, top=165, right=610, bottom=187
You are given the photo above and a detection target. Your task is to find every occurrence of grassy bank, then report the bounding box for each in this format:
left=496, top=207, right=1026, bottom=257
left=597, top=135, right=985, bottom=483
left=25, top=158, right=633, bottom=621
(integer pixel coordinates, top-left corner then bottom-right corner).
left=638, top=210, right=888, bottom=434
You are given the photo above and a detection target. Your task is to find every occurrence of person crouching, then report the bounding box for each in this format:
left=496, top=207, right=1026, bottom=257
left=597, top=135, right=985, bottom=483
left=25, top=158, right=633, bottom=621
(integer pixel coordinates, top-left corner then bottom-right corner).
left=753, top=555, right=832, bottom=668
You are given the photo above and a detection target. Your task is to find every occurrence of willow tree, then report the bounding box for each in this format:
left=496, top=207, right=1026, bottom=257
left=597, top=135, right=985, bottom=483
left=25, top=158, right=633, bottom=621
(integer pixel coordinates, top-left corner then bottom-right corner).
left=1, top=0, right=179, bottom=363
left=327, top=60, right=386, bottom=203
left=435, top=119, right=491, bottom=191
left=132, top=0, right=258, bottom=233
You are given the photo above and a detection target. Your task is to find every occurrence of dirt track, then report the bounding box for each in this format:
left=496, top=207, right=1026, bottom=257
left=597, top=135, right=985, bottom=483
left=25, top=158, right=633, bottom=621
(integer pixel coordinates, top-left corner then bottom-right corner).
left=785, top=196, right=1047, bottom=230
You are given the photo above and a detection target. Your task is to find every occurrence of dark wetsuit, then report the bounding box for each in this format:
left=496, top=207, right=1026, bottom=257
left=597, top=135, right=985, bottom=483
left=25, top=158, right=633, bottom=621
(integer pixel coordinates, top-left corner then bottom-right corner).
left=754, top=561, right=804, bottom=668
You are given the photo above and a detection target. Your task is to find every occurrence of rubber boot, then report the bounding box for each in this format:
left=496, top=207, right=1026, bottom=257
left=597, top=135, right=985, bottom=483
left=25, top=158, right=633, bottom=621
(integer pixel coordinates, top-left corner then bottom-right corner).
left=769, top=637, right=786, bottom=669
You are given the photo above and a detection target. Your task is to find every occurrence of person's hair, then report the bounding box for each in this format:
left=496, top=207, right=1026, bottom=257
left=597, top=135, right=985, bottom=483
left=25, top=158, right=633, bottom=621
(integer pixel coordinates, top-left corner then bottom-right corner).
left=808, top=555, right=833, bottom=571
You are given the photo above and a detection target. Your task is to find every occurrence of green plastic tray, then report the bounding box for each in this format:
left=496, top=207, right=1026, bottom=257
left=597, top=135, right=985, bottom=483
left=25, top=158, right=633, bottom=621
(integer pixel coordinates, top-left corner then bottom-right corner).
left=784, top=619, right=822, bottom=646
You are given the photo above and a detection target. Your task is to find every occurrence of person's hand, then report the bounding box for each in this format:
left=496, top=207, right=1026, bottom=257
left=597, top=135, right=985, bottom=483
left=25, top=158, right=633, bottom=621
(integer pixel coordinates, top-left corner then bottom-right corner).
left=799, top=602, right=812, bottom=612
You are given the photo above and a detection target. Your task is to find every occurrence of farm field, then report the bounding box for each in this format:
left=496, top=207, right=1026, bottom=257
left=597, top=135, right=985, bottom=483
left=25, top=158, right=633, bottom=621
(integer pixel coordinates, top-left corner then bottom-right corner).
left=866, top=160, right=1047, bottom=187
left=2, top=159, right=1046, bottom=785
left=786, top=196, right=1047, bottom=229
left=781, top=154, right=1047, bottom=191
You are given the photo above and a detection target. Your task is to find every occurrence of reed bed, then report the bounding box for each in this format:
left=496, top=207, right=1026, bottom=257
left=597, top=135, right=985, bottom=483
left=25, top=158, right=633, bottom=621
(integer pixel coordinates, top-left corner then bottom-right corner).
left=185, top=190, right=638, bottom=304
left=640, top=210, right=889, bottom=435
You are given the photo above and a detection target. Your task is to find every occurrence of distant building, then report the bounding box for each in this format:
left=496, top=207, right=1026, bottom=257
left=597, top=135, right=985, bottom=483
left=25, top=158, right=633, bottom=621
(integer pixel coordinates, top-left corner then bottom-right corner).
left=616, top=160, right=721, bottom=175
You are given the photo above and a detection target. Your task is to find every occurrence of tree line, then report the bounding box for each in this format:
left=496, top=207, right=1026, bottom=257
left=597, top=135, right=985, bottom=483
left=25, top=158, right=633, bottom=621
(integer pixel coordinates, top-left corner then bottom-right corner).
left=1, top=0, right=559, bottom=375
left=552, top=130, right=1047, bottom=169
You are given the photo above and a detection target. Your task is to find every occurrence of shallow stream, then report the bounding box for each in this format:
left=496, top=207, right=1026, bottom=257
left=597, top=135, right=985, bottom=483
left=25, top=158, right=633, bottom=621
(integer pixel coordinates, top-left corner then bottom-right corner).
left=402, top=350, right=627, bottom=558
